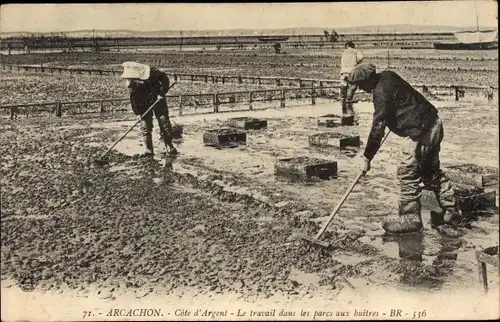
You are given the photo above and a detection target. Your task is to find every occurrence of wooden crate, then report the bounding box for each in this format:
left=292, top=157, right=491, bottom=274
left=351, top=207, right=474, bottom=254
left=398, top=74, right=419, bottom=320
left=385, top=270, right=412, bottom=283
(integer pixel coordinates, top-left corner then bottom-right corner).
left=317, top=114, right=355, bottom=127
left=203, top=128, right=247, bottom=147
left=228, top=117, right=267, bottom=130
left=274, top=156, right=337, bottom=182
left=444, top=163, right=498, bottom=188
left=308, top=132, right=360, bottom=148
left=421, top=183, right=496, bottom=212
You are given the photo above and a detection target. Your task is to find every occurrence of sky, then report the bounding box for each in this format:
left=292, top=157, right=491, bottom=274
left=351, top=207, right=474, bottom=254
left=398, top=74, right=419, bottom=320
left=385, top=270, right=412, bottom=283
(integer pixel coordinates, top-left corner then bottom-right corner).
left=0, top=1, right=497, bottom=33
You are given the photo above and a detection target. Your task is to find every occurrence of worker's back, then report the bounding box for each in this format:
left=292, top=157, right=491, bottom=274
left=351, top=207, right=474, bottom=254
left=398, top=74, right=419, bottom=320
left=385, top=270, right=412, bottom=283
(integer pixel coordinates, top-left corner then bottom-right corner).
left=374, top=70, right=438, bottom=139
left=341, top=47, right=363, bottom=75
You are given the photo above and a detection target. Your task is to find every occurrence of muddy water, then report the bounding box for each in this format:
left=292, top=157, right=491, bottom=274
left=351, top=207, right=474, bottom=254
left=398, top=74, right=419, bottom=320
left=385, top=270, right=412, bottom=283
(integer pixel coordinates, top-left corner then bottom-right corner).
left=93, top=99, right=499, bottom=293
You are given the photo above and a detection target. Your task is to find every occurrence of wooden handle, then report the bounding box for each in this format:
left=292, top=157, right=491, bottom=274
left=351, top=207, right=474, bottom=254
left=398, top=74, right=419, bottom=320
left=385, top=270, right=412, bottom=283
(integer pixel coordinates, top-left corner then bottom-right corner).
left=314, top=131, right=391, bottom=239
left=314, top=171, right=364, bottom=238
left=98, top=98, right=161, bottom=159
left=98, top=82, right=178, bottom=159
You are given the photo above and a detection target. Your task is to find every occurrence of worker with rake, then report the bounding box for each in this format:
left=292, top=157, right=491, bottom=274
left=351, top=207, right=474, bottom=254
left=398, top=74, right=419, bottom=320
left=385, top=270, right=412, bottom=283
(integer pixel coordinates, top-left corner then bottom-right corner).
left=121, top=61, right=178, bottom=157
left=347, top=63, right=462, bottom=235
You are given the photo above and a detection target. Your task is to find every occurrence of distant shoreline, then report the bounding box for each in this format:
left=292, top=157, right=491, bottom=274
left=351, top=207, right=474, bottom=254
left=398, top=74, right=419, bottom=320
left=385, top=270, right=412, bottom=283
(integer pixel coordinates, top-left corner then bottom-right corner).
left=1, top=25, right=496, bottom=38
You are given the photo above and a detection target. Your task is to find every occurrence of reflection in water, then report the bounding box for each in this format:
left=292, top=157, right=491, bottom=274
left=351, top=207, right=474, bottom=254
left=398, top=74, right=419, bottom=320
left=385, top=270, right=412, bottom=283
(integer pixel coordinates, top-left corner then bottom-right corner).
left=382, top=232, right=462, bottom=289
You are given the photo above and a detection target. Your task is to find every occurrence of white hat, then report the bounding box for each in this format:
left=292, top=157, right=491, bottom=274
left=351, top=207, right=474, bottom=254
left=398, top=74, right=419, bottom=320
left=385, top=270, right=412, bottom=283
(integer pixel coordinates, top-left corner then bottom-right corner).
left=120, top=61, right=150, bottom=80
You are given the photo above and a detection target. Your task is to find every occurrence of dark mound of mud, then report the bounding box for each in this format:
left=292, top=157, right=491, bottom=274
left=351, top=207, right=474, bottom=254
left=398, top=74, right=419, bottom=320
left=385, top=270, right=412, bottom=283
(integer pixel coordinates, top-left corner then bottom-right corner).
left=1, top=121, right=373, bottom=297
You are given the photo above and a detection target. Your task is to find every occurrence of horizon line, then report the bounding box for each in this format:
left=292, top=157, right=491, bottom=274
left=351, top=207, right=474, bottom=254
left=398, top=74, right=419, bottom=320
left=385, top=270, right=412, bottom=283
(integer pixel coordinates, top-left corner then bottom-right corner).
left=1, top=24, right=497, bottom=34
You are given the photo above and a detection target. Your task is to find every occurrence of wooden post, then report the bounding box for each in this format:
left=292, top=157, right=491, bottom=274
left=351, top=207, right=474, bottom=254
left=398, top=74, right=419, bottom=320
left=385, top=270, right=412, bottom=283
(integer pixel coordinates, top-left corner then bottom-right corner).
left=56, top=102, right=62, bottom=117
left=178, top=95, right=183, bottom=116
left=455, top=86, right=459, bottom=101
left=10, top=107, right=15, bottom=120
left=100, top=100, right=105, bottom=113
left=319, top=81, right=325, bottom=97
left=280, top=90, right=286, bottom=108
left=478, top=261, right=488, bottom=293
left=487, top=87, right=494, bottom=101
left=205, top=75, right=208, bottom=83
left=213, top=93, right=219, bottom=113
left=249, top=91, right=253, bottom=110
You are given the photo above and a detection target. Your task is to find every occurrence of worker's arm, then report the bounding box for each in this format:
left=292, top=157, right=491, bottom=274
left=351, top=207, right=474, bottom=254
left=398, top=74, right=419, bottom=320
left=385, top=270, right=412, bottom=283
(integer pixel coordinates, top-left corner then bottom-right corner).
left=129, top=94, right=141, bottom=116
left=152, top=68, right=170, bottom=98
left=356, top=50, right=364, bottom=64
left=363, top=88, right=389, bottom=161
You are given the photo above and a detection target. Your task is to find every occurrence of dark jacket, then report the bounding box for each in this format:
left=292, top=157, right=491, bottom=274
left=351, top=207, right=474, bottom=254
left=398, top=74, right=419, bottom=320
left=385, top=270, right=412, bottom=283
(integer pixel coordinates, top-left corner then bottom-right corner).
left=130, top=67, right=170, bottom=115
left=364, top=70, right=438, bottom=161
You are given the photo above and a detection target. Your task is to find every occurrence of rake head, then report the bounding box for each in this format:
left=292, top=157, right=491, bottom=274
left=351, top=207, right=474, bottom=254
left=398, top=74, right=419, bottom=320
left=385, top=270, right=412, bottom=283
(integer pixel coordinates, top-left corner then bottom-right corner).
left=93, top=157, right=110, bottom=166
left=298, top=234, right=331, bottom=248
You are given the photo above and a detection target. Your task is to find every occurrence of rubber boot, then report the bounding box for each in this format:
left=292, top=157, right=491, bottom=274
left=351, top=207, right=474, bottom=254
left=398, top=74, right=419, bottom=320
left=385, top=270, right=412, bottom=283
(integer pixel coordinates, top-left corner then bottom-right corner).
left=162, top=133, right=178, bottom=156
left=430, top=210, right=445, bottom=228
left=142, top=133, right=154, bottom=157
left=341, top=101, right=347, bottom=115
left=345, top=102, right=359, bottom=125
left=444, top=208, right=462, bottom=227
left=430, top=210, right=460, bottom=237
left=340, top=86, right=348, bottom=115
left=345, top=102, right=355, bottom=116
left=382, top=201, right=423, bottom=235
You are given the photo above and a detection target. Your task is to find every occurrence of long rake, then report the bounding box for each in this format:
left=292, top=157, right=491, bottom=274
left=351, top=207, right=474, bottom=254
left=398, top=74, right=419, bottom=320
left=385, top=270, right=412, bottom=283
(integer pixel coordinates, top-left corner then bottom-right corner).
left=299, top=131, right=391, bottom=248
left=93, top=82, right=177, bottom=165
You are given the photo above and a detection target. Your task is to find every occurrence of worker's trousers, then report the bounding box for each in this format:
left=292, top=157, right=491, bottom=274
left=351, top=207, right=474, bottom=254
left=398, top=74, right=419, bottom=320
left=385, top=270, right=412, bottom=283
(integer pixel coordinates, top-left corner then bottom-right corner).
left=397, top=117, right=456, bottom=216
left=140, top=99, right=173, bottom=153
left=340, top=73, right=357, bottom=115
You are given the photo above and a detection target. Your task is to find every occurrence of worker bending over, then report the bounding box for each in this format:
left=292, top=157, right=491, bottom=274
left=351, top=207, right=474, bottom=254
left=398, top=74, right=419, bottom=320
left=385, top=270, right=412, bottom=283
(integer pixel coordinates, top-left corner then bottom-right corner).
left=347, top=63, right=462, bottom=235
left=121, top=62, right=178, bottom=157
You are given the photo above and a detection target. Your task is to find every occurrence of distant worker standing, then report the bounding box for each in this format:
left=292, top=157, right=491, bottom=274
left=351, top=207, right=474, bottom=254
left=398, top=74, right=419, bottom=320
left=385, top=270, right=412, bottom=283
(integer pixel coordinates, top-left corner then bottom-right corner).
left=340, top=41, right=363, bottom=117
left=347, top=63, right=462, bottom=235
left=121, top=61, right=178, bottom=157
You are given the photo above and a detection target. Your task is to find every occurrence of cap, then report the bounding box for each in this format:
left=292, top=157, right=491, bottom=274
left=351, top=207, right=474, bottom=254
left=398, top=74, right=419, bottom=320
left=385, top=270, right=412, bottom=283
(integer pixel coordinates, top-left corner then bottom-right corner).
left=347, top=63, right=376, bottom=84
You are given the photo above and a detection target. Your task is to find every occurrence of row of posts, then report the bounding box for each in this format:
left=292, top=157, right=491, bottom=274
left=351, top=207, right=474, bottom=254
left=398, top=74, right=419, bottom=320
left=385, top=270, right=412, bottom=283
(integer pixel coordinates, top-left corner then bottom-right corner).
left=172, top=73, right=326, bottom=89
left=9, top=101, right=106, bottom=120
left=1, top=65, right=116, bottom=76
left=2, top=64, right=328, bottom=90
left=178, top=87, right=317, bottom=116
left=6, top=85, right=494, bottom=120
left=3, top=65, right=493, bottom=101
left=7, top=87, right=320, bottom=120
left=1, top=64, right=324, bottom=88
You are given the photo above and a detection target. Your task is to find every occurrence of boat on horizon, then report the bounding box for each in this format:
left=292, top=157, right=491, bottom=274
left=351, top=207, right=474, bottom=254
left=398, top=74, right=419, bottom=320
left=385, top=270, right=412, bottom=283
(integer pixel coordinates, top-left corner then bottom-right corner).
left=433, top=1, right=497, bottom=50
left=433, top=29, right=498, bottom=50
